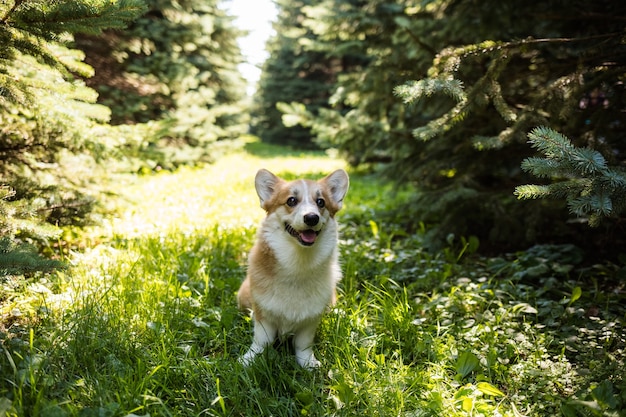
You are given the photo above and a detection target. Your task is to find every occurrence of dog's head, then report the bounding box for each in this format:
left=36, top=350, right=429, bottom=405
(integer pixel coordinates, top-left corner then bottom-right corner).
left=255, top=169, right=349, bottom=247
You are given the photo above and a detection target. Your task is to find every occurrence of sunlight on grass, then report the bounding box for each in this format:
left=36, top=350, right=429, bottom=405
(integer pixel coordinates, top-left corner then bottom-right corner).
left=104, top=142, right=347, bottom=238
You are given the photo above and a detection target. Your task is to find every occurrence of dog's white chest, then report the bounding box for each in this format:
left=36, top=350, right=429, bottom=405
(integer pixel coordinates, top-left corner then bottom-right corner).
left=258, top=258, right=338, bottom=330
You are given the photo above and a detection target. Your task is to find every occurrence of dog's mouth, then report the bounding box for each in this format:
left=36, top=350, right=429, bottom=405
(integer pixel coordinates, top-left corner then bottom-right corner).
left=285, top=222, right=320, bottom=246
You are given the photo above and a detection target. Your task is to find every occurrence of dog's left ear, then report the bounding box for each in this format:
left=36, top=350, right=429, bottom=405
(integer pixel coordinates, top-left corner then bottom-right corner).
left=322, top=169, right=349, bottom=209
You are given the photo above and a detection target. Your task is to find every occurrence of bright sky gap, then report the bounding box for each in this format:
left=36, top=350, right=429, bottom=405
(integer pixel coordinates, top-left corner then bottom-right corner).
left=225, top=0, right=277, bottom=95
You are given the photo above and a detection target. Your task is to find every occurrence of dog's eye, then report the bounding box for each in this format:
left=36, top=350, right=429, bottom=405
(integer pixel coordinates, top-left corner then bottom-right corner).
left=316, top=198, right=325, bottom=208
left=286, top=197, right=298, bottom=207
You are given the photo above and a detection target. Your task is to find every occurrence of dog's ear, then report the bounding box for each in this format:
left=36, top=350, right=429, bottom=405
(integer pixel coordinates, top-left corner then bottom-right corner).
left=322, top=169, right=349, bottom=209
left=255, top=169, right=281, bottom=208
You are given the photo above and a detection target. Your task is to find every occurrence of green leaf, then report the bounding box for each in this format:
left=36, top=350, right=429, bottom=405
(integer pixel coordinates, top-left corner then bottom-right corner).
left=295, top=390, right=315, bottom=407
left=591, top=380, right=618, bottom=409
left=569, top=287, right=582, bottom=304
left=332, top=377, right=355, bottom=406
left=461, top=396, right=473, bottom=412
left=369, top=220, right=379, bottom=238
left=511, top=303, right=538, bottom=314
left=456, top=351, right=480, bottom=378
left=476, top=382, right=505, bottom=397
left=559, top=402, right=579, bottom=417
left=566, top=399, right=602, bottom=411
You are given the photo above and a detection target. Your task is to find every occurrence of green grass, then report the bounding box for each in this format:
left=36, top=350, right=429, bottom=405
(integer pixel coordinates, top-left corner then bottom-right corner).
left=1, top=140, right=624, bottom=416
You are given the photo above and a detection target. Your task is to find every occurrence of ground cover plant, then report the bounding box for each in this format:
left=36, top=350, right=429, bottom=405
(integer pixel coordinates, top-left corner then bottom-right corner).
left=1, top=141, right=624, bottom=416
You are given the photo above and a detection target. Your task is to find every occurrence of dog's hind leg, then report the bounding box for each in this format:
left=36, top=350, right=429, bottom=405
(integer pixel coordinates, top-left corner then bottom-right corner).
left=293, top=320, right=321, bottom=368
left=240, top=318, right=277, bottom=366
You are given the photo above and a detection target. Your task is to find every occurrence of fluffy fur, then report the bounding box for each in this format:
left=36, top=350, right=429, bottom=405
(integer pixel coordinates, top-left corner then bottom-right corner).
left=238, top=168, right=349, bottom=368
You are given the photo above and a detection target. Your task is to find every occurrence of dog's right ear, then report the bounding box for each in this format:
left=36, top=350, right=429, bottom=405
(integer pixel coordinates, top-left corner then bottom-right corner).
left=255, top=169, right=281, bottom=208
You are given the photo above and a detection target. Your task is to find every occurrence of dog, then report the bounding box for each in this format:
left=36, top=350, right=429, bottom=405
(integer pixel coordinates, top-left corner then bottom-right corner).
left=237, top=168, right=349, bottom=368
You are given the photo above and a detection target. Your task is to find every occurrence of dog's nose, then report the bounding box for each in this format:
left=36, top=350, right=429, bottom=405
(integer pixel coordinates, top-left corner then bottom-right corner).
left=304, top=213, right=319, bottom=227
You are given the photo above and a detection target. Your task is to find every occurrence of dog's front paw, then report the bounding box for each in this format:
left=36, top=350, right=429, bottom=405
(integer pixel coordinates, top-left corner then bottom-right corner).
left=296, top=353, right=321, bottom=369
left=239, top=349, right=258, bottom=367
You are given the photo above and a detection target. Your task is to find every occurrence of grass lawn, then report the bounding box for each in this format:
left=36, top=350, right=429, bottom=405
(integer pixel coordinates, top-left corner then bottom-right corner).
left=1, top=140, right=624, bottom=416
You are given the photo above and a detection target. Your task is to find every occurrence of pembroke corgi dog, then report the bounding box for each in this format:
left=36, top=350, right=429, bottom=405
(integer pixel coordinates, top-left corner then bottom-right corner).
left=237, top=168, right=349, bottom=368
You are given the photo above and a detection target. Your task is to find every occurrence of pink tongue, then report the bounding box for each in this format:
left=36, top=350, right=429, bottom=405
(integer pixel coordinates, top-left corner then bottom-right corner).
left=300, top=230, right=317, bottom=243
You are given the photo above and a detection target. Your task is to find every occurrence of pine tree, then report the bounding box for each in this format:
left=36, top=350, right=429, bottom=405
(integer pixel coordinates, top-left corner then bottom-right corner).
left=0, top=0, right=146, bottom=277
left=74, top=0, right=250, bottom=167
left=280, top=0, right=626, bottom=252
left=252, top=0, right=339, bottom=148
left=0, top=187, right=64, bottom=278
left=390, top=0, right=626, bottom=248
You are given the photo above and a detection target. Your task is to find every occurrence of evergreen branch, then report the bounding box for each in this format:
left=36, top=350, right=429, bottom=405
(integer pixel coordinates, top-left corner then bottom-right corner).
left=569, top=192, right=613, bottom=217
left=0, top=239, right=65, bottom=277
left=520, top=157, right=564, bottom=178
left=0, top=72, right=28, bottom=104
left=443, top=33, right=622, bottom=63
left=0, top=26, right=14, bottom=59
left=517, top=127, right=626, bottom=223
left=602, top=170, right=626, bottom=189
left=10, top=0, right=147, bottom=36
left=2, top=28, right=98, bottom=104
left=527, top=126, right=575, bottom=155
left=49, top=43, right=94, bottom=77
left=430, top=40, right=500, bottom=77
left=515, top=180, right=585, bottom=201
left=429, top=33, right=622, bottom=83
left=527, top=126, right=608, bottom=176
left=9, top=29, right=73, bottom=76
left=571, top=148, right=608, bottom=175
left=514, top=184, right=552, bottom=200
left=394, top=78, right=466, bottom=104
left=0, top=0, right=25, bottom=23
left=406, top=50, right=511, bottom=142
left=506, top=33, right=624, bottom=48
left=411, top=96, right=470, bottom=141
left=472, top=126, right=524, bottom=151
left=488, top=80, right=516, bottom=123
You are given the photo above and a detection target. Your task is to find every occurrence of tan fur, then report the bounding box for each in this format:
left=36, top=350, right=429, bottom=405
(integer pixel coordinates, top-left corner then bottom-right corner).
left=237, top=169, right=349, bottom=368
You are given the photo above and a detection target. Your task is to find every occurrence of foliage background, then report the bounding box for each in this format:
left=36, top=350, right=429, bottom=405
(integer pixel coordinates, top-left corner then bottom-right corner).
left=271, top=0, right=626, bottom=254
left=250, top=0, right=336, bottom=148
left=0, top=0, right=248, bottom=278
left=75, top=0, right=250, bottom=168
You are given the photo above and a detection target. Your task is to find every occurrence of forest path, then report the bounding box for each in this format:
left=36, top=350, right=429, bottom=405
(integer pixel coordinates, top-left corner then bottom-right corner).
left=100, top=140, right=347, bottom=239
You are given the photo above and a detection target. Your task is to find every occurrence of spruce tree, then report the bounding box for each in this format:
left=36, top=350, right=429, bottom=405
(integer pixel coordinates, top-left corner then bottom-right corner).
left=0, top=0, right=146, bottom=277
left=280, top=0, right=626, bottom=252
left=74, top=0, right=250, bottom=167
left=280, top=0, right=427, bottom=161
left=252, top=0, right=339, bottom=148
left=390, top=0, right=626, bottom=249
